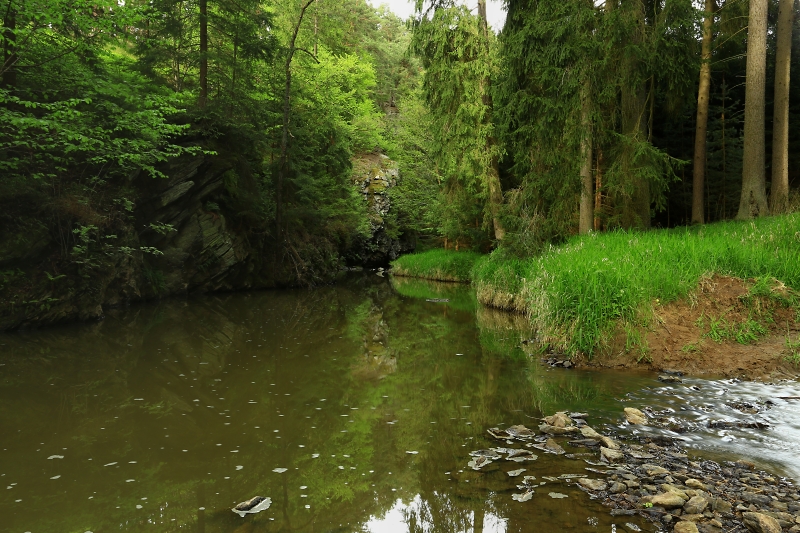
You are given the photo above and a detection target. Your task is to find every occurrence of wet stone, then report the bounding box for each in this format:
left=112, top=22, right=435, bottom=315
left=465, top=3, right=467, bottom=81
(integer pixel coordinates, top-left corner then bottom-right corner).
left=644, top=492, right=686, bottom=509
left=610, top=482, right=627, bottom=494
left=742, top=512, right=782, bottom=533
left=578, top=478, right=607, bottom=491
left=674, top=522, right=699, bottom=533
left=683, top=495, right=709, bottom=514
left=601, top=446, right=624, bottom=463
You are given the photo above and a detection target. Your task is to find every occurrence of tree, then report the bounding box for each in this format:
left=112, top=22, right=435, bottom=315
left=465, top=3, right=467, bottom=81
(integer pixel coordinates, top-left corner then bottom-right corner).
left=691, top=0, right=715, bottom=224
left=412, top=1, right=505, bottom=244
left=736, top=0, right=769, bottom=220
left=769, top=0, right=795, bottom=214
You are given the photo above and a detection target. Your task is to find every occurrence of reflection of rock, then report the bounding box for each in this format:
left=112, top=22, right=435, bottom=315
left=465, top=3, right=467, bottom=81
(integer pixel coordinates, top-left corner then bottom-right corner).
left=352, top=304, right=397, bottom=380
left=348, top=154, right=414, bottom=267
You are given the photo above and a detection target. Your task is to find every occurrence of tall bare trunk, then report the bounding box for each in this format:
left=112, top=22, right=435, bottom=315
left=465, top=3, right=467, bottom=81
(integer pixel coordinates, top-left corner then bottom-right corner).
left=277, top=0, right=317, bottom=239
left=478, top=0, right=505, bottom=241
left=736, top=0, right=769, bottom=219
left=769, top=0, right=794, bottom=214
left=579, top=82, right=593, bottom=234
left=691, top=0, right=714, bottom=224
left=199, top=0, right=208, bottom=108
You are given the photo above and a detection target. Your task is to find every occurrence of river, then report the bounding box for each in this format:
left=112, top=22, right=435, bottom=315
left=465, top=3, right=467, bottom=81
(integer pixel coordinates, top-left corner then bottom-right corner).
left=0, top=274, right=798, bottom=532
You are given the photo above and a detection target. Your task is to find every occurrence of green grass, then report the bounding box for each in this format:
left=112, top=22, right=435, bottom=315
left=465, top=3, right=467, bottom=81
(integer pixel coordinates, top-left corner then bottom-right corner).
left=473, top=214, right=800, bottom=356
left=390, top=249, right=482, bottom=282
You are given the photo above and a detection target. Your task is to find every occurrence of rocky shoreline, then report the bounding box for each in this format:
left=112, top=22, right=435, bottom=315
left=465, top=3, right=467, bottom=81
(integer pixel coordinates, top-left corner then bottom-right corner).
left=472, top=410, right=799, bottom=533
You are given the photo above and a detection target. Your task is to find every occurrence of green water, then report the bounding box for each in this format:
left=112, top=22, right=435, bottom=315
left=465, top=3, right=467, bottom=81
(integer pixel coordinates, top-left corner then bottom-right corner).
left=0, top=275, right=682, bottom=533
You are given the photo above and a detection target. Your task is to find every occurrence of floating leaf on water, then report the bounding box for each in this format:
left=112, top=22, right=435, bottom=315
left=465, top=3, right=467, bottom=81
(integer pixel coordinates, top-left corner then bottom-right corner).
left=104, top=462, right=117, bottom=467
left=548, top=492, right=568, bottom=499
left=235, top=465, right=243, bottom=470
left=311, top=454, right=320, bottom=458
left=272, top=468, right=287, bottom=473
left=126, top=479, right=135, bottom=482
left=512, top=491, right=534, bottom=502
left=50, top=475, right=60, bottom=480
left=507, top=469, right=526, bottom=477
left=624, top=524, right=641, bottom=532
left=232, top=496, right=272, bottom=518
left=300, top=486, right=307, bottom=489
left=47, top=455, right=64, bottom=460
left=405, top=451, right=419, bottom=455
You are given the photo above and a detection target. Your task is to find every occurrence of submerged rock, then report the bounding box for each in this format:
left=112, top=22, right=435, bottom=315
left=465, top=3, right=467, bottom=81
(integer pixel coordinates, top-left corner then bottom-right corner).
left=232, top=496, right=272, bottom=517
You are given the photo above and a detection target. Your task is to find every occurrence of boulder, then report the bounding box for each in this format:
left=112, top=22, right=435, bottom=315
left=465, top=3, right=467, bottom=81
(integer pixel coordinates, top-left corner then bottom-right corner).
left=601, top=436, right=620, bottom=450
left=642, top=464, right=670, bottom=476
left=742, top=512, right=782, bottom=533
left=685, top=478, right=705, bottom=490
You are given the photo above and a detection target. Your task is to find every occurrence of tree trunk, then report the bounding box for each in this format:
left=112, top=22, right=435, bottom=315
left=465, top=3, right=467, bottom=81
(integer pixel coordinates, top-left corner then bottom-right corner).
left=579, top=82, right=593, bottom=234
left=199, top=0, right=208, bottom=108
left=691, top=0, right=714, bottom=224
left=277, top=0, right=317, bottom=239
left=769, top=0, right=794, bottom=214
left=2, top=5, right=17, bottom=90
left=736, top=0, right=769, bottom=219
left=478, top=0, right=505, bottom=241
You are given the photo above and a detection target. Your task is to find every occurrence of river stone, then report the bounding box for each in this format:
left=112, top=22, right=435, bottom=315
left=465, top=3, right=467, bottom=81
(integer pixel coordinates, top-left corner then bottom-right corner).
left=683, top=495, right=709, bottom=514
left=642, top=464, right=670, bottom=476
left=544, top=412, right=573, bottom=428
left=539, top=423, right=579, bottom=435
left=624, top=407, right=648, bottom=425
left=581, top=426, right=602, bottom=439
left=544, top=438, right=566, bottom=455
left=610, top=481, right=627, bottom=494
left=601, top=436, right=620, bottom=450
left=662, top=484, right=689, bottom=500
left=742, top=512, right=782, bottom=533
left=674, top=523, right=699, bottom=533
left=643, top=492, right=686, bottom=509
left=743, top=492, right=773, bottom=506
left=601, top=446, right=625, bottom=463
left=770, top=501, right=789, bottom=511
left=685, top=478, right=705, bottom=489
left=578, top=478, right=607, bottom=491
left=711, top=498, right=732, bottom=514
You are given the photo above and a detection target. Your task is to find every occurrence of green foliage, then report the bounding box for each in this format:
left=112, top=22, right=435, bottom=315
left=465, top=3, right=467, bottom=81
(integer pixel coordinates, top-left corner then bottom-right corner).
left=391, top=249, right=482, bottom=282
left=411, top=3, right=499, bottom=242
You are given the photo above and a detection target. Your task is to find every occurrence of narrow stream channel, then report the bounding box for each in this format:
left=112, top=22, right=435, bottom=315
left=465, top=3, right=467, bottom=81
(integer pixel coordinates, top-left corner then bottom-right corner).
left=0, top=275, right=797, bottom=532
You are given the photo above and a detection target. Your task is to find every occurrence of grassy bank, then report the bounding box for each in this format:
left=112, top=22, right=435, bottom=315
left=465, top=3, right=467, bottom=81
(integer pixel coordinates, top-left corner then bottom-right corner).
left=390, top=249, right=482, bottom=282
left=394, top=214, right=800, bottom=357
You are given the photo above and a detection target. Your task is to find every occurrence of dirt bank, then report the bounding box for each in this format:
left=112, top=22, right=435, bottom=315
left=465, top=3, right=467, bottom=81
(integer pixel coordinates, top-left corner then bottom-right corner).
left=582, top=275, right=800, bottom=380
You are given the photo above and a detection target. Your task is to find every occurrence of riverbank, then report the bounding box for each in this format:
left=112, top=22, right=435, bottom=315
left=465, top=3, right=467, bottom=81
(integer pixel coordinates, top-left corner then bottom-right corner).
left=391, top=215, right=800, bottom=379
left=474, top=408, right=800, bottom=533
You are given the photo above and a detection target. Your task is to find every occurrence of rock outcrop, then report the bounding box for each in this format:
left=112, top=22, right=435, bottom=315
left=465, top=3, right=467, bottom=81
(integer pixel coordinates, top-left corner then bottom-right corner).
left=348, top=154, right=414, bottom=267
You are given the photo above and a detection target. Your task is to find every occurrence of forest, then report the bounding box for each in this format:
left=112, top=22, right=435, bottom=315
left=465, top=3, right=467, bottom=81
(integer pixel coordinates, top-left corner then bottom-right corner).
left=0, top=0, right=798, bottom=327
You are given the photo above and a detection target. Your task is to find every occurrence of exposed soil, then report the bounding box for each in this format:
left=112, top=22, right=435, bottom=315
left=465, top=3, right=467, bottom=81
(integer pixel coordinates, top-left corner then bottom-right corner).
left=583, top=275, right=800, bottom=380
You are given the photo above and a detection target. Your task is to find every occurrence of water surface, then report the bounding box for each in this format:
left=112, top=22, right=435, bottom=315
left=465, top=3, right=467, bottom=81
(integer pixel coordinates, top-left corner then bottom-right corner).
left=0, top=275, right=797, bottom=533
